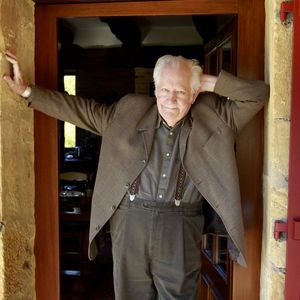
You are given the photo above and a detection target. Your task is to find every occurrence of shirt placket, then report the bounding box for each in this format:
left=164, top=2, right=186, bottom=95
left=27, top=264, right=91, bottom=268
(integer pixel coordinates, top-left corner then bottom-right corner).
left=156, top=127, right=176, bottom=202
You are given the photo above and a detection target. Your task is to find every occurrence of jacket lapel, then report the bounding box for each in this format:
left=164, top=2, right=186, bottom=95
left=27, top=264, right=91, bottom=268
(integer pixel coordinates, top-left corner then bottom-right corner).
left=137, top=104, right=159, bottom=162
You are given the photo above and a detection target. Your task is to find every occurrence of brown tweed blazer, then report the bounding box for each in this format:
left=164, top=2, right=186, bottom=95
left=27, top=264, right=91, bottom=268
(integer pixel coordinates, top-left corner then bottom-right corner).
left=28, top=71, right=269, bottom=266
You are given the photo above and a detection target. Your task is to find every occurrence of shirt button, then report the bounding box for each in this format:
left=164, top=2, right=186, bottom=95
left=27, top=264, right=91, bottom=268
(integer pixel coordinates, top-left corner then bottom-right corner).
left=158, top=194, right=163, bottom=199
left=95, top=225, right=101, bottom=231
left=166, top=152, right=170, bottom=157
left=111, top=205, right=116, bottom=210
left=125, top=183, right=130, bottom=189
left=169, top=132, right=173, bottom=136
left=142, top=159, right=146, bottom=164
left=162, top=173, right=166, bottom=178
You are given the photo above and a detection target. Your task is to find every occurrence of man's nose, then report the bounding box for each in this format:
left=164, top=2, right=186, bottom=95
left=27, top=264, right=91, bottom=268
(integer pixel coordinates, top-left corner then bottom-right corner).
left=169, top=91, right=177, bottom=101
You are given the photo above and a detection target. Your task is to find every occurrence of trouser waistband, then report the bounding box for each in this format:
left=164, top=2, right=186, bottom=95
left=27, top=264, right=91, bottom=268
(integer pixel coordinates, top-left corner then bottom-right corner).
left=119, top=195, right=203, bottom=214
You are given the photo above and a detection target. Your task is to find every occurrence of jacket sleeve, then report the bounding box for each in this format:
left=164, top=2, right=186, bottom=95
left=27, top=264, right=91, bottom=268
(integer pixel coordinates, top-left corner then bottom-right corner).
left=27, top=86, right=118, bottom=136
left=210, top=70, right=270, bottom=134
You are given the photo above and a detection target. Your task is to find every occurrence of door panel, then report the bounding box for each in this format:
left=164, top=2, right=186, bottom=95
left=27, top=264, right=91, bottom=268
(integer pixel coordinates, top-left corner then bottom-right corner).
left=34, top=1, right=265, bottom=299
left=201, top=18, right=236, bottom=300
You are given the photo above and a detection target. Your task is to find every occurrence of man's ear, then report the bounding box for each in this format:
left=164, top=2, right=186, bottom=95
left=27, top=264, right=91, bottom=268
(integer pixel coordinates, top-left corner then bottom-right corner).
left=192, top=87, right=201, bottom=103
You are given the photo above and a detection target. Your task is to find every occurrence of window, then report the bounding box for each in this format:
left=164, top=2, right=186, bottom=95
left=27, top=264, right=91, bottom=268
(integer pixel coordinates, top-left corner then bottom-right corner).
left=63, top=75, right=76, bottom=148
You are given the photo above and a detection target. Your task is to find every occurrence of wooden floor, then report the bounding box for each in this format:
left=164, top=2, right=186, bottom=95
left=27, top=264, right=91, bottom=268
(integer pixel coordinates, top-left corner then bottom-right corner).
left=61, top=262, right=115, bottom=300
left=61, top=243, right=115, bottom=300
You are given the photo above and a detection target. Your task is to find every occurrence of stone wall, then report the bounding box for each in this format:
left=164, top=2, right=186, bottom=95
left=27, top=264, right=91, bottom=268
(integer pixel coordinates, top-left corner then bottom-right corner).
left=261, top=0, right=292, bottom=299
left=0, top=0, right=35, bottom=299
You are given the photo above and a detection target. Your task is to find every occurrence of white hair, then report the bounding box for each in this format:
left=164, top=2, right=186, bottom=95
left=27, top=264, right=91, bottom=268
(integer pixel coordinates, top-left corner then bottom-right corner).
left=153, top=55, right=202, bottom=93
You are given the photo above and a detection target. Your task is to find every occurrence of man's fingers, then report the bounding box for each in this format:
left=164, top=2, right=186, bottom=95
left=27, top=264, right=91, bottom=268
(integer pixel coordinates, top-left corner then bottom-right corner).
left=12, top=63, right=23, bottom=84
left=4, top=51, right=24, bottom=85
left=5, top=50, right=18, bottom=64
left=3, top=74, right=27, bottom=95
left=3, top=50, right=28, bottom=96
left=3, top=74, right=16, bottom=89
left=5, top=50, right=18, bottom=60
left=5, top=53, right=19, bottom=70
left=5, top=50, right=20, bottom=73
left=5, top=54, right=17, bottom=65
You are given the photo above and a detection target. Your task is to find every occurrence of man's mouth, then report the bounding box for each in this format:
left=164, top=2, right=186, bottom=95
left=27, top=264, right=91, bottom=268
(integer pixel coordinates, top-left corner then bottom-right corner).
left=162, top=105, right=177, bottom=110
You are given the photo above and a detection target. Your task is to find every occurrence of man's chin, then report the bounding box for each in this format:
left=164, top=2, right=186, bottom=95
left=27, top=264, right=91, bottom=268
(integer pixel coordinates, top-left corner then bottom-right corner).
left=161, top=109, right=177, bottom=117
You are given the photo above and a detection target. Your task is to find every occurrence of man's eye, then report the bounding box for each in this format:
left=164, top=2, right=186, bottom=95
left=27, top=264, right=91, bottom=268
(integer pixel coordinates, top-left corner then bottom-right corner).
left=161, top=88, right=169, bottom=93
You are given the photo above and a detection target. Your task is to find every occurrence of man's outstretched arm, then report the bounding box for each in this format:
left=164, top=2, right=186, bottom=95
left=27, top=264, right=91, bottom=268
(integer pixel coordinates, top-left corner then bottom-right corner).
left=2, top=50, right=118, bottom=135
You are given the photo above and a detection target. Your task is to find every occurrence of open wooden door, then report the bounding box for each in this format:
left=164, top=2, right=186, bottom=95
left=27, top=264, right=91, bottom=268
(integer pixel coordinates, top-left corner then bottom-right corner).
left=200, top=17, right=237, bottom=300
left=34, top=1, right=266, bottom=299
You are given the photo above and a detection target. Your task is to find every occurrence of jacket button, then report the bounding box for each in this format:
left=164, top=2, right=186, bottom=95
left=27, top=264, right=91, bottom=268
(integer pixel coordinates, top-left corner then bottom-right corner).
left=125, top=183, right=130, bottom=189
left=142, top=159, right=146, bottom=164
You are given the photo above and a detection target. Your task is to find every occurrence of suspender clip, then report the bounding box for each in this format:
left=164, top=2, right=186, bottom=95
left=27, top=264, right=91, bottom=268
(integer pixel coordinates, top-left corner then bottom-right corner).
left=175, top=199, right=181, bottom=206
left=129, top=194, right=136, bottom=201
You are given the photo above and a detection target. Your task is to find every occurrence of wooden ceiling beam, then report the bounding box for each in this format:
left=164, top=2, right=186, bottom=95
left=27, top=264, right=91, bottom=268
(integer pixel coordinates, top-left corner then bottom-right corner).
left=35, top=1, right=238, bottom=17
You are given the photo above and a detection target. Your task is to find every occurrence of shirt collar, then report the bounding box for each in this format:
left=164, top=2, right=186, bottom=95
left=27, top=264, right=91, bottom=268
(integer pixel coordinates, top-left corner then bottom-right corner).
left=160, top=113, right=192, bottom=131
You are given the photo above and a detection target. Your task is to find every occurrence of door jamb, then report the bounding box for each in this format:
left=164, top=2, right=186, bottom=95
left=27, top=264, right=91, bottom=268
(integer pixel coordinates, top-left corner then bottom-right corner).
left=34, top=1, right=265, bottom=299
left=285, top=0, right=300, bottom=298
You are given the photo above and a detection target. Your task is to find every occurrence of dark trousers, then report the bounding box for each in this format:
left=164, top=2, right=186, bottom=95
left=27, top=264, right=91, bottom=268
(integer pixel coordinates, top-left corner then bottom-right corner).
left=109, top=198, right=204, bottom=300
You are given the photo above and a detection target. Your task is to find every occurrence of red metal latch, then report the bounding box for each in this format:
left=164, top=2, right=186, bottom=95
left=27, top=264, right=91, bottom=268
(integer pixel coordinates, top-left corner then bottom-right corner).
left=280, top=1, right=295, bottom=22
left=274, top=220, right=288, bottom=240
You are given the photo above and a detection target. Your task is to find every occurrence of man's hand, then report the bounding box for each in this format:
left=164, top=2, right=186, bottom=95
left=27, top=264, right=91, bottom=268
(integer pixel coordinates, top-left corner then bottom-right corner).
left=199, top=73, right=218, bottom=93
left=3, top=50, right=31, bottom=97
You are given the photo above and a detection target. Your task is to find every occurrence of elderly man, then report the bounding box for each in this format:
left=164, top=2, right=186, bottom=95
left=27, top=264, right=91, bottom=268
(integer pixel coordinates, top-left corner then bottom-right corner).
left=3, top=51, right=269, bottom=300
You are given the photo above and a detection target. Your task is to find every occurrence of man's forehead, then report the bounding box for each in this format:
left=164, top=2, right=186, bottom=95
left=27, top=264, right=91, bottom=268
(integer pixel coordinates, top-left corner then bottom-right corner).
left=162, top=61, right=189, bottom=71
left=159, top=64, right=192, bottom=83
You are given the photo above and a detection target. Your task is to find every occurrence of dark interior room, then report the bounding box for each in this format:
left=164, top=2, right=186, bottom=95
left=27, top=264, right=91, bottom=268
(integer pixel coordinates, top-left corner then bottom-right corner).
left=57, top=14, right=236, bottom=300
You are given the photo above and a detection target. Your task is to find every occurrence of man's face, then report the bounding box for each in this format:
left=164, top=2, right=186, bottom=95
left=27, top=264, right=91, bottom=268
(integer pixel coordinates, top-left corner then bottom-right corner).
left=155, top=64, right=196, bottom=127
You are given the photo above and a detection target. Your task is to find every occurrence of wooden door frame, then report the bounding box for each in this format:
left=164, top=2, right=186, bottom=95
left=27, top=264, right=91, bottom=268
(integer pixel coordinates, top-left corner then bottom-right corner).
left=285, top=0, right=300, bottom=298
left=34, top=1, right=265, bottom=299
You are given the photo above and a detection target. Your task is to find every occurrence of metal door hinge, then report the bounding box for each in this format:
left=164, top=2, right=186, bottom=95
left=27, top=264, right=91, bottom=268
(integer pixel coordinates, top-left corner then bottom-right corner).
left=274, top=220, right=287, bottom=241
left=274, top=219, right=300, bottom=241
left=280, top=1, right=295, bottom=23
